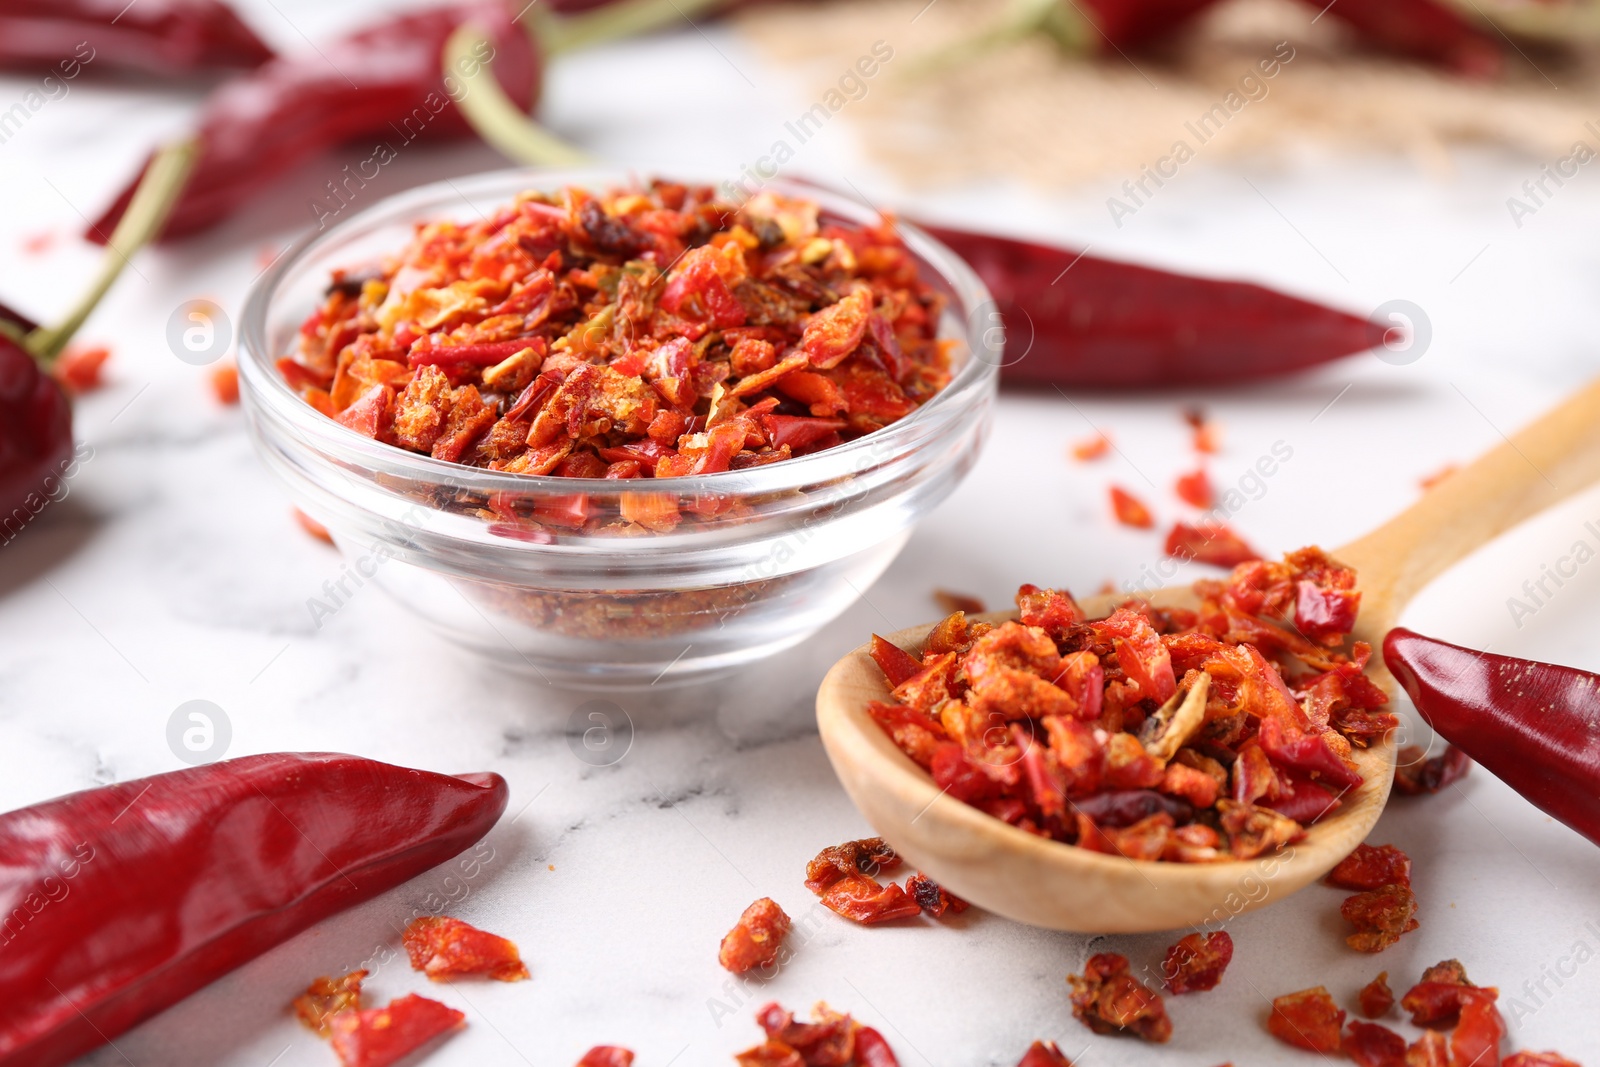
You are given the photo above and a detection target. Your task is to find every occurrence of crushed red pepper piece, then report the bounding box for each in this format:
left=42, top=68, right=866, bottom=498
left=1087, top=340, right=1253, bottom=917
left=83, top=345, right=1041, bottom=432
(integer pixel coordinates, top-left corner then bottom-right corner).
left=328, top=993, right=464, bottom=1067
left=1359, top=971, right=1395, bottom=1017
left=1406, top=1030, right=1450, bottom=1067
left=933, top=589, right=986, bottom=615
left=1015, top=1041, right=1074, bottom=1066
left=1067, top=953, right=1172, bottom=1043
left=742, top=1002, right=901, bottom=1066
left=1343, top=1020, right=1407, bottom=1067
left=1341, top=883, right=1420, bottom=953
left=1327, top=843, right=1412, bottom=890
left=52, top=344, right=110, bottom=395
left=1109, top=485, right=1154, bottom=529
left=804, top=837, right=900, bottom=893
left=575, top=1049, right=634, bottom=1067
left=1504, top=1053, right=1584, bottom=1067
left=1184, top=407, right=1221, bottom=453
left=1451, top=987, right=1506, bottom=1067
left=210, top=359, right=240, bottom=405
left=294, top=507, right=334, bottom=544
left=719, top=897, right=792, bottom=974
left=292, top=969, right=366, bottom=1037
left=1393, top=744, right=1472, bottom=795
left=904, top=872, right=969, bottom=918
left=1400, top=960, right=1475, bottom=1027
left=819, top=873, right=922, bottom=925
left=1161, top=930, right=1233, bottom=994
left=1164, top=521, right=1259, bottom=567
left=1266, top=986, right=1345, bottom=1052
left=1071, top=433, right=1110, bottom=462
left=1174, top=468, right=1213, bottom=508
left=402, top=915, right=529, bottom=982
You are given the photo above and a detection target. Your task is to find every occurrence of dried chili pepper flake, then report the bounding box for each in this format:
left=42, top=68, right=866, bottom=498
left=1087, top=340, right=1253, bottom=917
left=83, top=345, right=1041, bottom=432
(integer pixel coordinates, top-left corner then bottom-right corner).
left=819, top=873, right=922, bottom=925
left=1161, top=930, right=1233, bottom=994
left=804, top=837, right=901, bottom=893
left=402, top=915, right=529, bottom=982
left=1405, top=1030, right=1450, bottom=1067
left=744, top=1001, right=900, bottom=1066
left=933, top=589, right=986, bottom=615
left=1503, top=1053, right=1584, bottom=1067
left=1015, top=1042, right=1074, bottom=1067
left=210, top=359, right=240, bottom=404
left=328, top=993, right=464, bottom=1067
left=52, top=344, right=111, bottom=395
left=1067, top=953, right=1172, bottom=1043
left=1393, top=745, right=1472, bottom=795
left=1070, top=433, right=1111, bottom=462
left=1419, top=463, right=1458, bottom=491
left=1327, top=843, right=1412, bottom=890
left=1184, top=407, right=1222, bottom=453
left=719, top=897, right=792, bottom=975
left=1359, top=971, right=1395, bottom=1017
left=1341, top=883, right=1419, bottom=953
left=1174, top=468, right=1213, bottom=509
left=1343, top=1019, right=1407, bottom=1067
left=1450, top=987, right=1505, bottom=1067
left=1400, top=961, right=1475, bottom=1027
left=575, top=1048, right=635, bottom=1067
left=1266, top=986, right=1345, bottom=1053
left=293, top=508, right=334, bottom=545
left=1109, top=485, right=1155, bottom=529
left=1165, top=521, right=1259, bottom=567
left=292, top=969, right=366, bottom=1037
left=904, top=872, right=968, bottom=918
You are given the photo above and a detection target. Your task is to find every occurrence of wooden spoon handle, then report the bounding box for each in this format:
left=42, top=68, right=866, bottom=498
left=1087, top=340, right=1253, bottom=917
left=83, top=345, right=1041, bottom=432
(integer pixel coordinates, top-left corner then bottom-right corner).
left=1338, top=377, right=1600, bottom=636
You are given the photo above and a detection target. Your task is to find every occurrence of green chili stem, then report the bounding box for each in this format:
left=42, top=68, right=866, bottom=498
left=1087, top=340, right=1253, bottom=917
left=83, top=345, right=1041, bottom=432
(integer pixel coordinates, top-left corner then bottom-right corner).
left=26, top=139, right=199, bottom=364
left=534, top=0, right=729, bottom=56
left=447, top=24, right=595, bottom=167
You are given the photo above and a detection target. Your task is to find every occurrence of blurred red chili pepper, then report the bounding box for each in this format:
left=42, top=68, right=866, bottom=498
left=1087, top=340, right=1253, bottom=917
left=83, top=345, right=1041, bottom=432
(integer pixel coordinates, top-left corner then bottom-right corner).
left=921, top=223, right=1381, bottom=389
left=90, top=1, right=540, bottom=244
left=0, top=0, right=273, bottom=75
left=0, top=752, right=508, bottom=1067
left=1077, top=0, right=1223, bottom=50
left=1384, top=628, right=1600, bottom=847
left=0, top=303, right=73, bottom=544
left=1296, top=0, right=1503, bottom=77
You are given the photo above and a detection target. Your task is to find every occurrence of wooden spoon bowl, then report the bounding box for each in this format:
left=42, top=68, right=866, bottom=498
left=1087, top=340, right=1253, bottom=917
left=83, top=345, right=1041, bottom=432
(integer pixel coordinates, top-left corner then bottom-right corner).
left=817, top=379, right=1600, bottom=932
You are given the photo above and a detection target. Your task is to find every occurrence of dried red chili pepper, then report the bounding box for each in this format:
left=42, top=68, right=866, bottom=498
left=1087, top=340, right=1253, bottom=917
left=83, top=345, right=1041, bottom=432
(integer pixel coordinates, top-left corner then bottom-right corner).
left=50, top=344, right=110, bottom=395
left=819, top=874, right=922, bottom=925
left=1071, top=433, right=1110, bottom=461
left=1450, top=987, right=1506, bottom=1067
left=1174, top=467, right=1212, bottom=508
left=403, top=915, right=529, bottom=981
left=294, top=969, right=368, bottom=1036
left=1342, top=1019, right=1407, bottom=1067
left=1359, top=972, right=1395, bottom=1017
left=1067, top=953, right=1172, bottom=1043
left=743, top=1002, right=900, bottom=1066
left=1291, top=0, right=1503, bottom=76
left=904, top=873, right=968, bottom=918
left=210, top=359, right=240, bottom=405
left=1504, top=1053, right=1584, bottom=1067
left=1400, top=960, right=1474, bottom=1027
left=1406, top=1030, right=1450, bottom=1066
left=1109, top=485, right=1154, bottom=528
left=576, top=1049, right=635, bottom=1067
left=1161, top=930, right=1233, bottom=994
left=0, top=305, right=71, bottom=541
left=719, top=897, right=792, bottom=974
left=804, top=837, right=901, bottom=893
left=1326, top=843, right=1412, bottom=891
left=0, top=753, right=507, bottom=1067
left=91, top=2, right=541, bottom=243
left=329, top=992, right=465, bottom=1067
left=1164, top=520, right=1259, bottom=567
left=1341, top=883, right=1420, bottom=953
left=1393, top=744, right=1473, bottom=796
left=0, top=0, right=273, bottom=74
left=922, top=223, right=1379, bottom=389
left=1266, top=986, right=1345, bottom=1052
left=1384, top=629, right=1600, bottom=844
left=1015, top=1042, right=1073, bottom=1067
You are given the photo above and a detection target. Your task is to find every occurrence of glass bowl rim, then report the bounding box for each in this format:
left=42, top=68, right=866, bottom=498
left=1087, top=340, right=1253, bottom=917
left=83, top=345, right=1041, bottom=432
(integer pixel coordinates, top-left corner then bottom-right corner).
left=237, top=166, right=1000, bottom=500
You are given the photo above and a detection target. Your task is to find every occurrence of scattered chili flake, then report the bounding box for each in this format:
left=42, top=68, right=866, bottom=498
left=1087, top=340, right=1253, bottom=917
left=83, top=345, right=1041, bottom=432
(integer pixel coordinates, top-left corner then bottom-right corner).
left=1342, top=1019, right=1407, bottom=1067
left=402, top=915, right=529, bottom=982
left=1015, top=1041, right=1073, bottom=1066
left=1174, top=468, right=1213, bottom=509
left=804, top=837, right=900, bottom=893
left=818, top=873, right=922, bottom=925
left=1406, top=1030, right=1450, bottom=1067
left=210, top=359, right=240, bottom=404
left=1504, top=1053, right=1584, bottom=1067
left=933, top=589, right=986, bottom=615
left=719, top=897, right=792, bottom=974
left=865, top=547, right=1378, bottom=864
left=1341, top=883, right=1419, bottom=953
left=1164, top=520, right=1259, bottom=567
left=1071, top=433, right=1110, bottom=462
left=328, top=993, right=464, bottom=1067
left=1109, top=485, right=1154, bottom=529
left=52, top=344, right=111, bottom=395
left=1327, top=843, right=1412, bottom=890
left=1184, top=407, right=1222, bottom=454
left=1266, top=986, right=1345, bottom=1053
left=21, top=231, right=55, bottom=256
left=1393, top=745, right=1472, bottom=795
left=1067, top=953, right=1172, bottom=1043
left=1450, top=987, right=1505, bottom=1067
left=1400, top=960, right=1474, bottom=1027
left=294, top=507, right=334, bottom=544
left=292, top=969, right=366, bottom=1037
left=904, top=872, right=968, bottom=918
left=282, top=182, right=952, bottom=516
left=1161, top=930, right=1233, bottom=994
left=741, top=1002, right=901, bottom=1066
left=1359, top=971, right=1395, bottom=1017
left=575, top=1048, right=635, bottom=1067
left=1419, top=464, right=1458, bottom=491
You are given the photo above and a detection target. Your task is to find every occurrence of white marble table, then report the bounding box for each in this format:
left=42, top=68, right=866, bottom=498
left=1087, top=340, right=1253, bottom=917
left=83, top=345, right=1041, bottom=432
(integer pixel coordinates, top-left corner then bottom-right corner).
left=2, top=3, right=1599, bottom=1064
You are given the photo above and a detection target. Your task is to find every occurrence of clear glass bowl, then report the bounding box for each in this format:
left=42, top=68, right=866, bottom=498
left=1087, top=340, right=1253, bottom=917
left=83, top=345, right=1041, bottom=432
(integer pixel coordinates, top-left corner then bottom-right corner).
left=238, top=169, right=999, bottom=687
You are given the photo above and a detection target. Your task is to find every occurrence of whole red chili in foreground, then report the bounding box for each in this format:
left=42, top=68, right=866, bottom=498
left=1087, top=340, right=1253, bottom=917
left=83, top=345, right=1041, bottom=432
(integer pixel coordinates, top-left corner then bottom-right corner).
left=329, top=993, right=465, bottom=1067
left=0, top=0, right=273, bottom=74
left=90, top=2, right=540, bottom=243
left=922, top=223, right=1380, bottom=389
left=1384, top=628, right=1599, bottom=846
left=403, top=915, right=529, bottom=981
left=1068, top=952, right=1172, bottom=1043
left=0, top=753, right=507, bottom=1067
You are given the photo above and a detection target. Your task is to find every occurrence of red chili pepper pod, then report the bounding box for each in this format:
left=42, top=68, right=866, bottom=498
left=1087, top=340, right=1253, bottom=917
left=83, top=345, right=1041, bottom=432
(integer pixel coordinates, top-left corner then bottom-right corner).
left=0, top=302, right=73, bottom=541
left=1294, top=0, right=1503, bottom=77
left=921, top=223, right=1381, bottom=389
left=1383, top=628, right=1600, bottom=847
left=1077, top=0, right=1223, bottom=51
left=89, top=1, right=541, bottom=243
left=0, top=0, right=274, bottom=74
left=0, top=752, right=508, bottom=1067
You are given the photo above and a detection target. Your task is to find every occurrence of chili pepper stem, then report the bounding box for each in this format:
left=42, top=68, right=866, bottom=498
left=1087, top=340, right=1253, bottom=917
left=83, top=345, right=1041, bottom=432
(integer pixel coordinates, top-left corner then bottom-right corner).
left=535, top=0, right=729, bottom=56
left=448, top=25, right=595, bottom=166
left=25, top=139, right=198, bottom=365
left=899, top=0, right=1090, bottom=81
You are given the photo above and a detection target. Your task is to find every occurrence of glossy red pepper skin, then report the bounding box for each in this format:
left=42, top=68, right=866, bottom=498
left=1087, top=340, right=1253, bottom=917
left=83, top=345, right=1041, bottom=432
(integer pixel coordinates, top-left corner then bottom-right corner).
left=1078, top=0, right=1222, bottom=50
left=0, top=302, right=73, bottom=542
left=921, top=223, right=1380, bottom=389
left=90, top=1, right=540, bottom=244
left=1384, top=628, right=1600, bottom=847
left=1295, top=0, right=1502, bottom=77
left=0, top=752, right=508, bottom=1067
left=0, top=0, right=273, bottom=74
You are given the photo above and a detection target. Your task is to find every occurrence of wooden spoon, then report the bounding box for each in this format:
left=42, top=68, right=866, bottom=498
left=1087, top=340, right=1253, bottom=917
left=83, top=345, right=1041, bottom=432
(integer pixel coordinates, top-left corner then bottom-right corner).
left=816, top=378, right=1600, bottom=932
